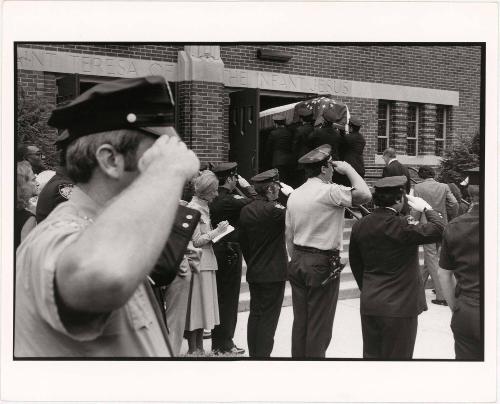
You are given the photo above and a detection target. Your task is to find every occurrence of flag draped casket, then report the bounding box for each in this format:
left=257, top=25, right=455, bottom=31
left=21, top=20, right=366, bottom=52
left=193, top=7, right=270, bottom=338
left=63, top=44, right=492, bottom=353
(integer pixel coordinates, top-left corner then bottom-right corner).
left=259, top=96, right=350, bottom=131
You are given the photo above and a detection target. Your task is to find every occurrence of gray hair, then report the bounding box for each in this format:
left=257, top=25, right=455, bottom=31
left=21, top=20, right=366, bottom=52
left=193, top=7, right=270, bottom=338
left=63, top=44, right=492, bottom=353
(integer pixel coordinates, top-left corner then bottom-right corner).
left=65, top=128, right=148, bottom=183
left=192, top=170, right=218, bottom=199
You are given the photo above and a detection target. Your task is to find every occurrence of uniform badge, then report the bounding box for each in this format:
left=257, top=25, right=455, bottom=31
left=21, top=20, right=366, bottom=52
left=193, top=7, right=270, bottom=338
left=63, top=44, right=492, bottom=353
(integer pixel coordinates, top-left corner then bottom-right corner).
left=274, top=203, right=285, bottom=209
left=233, top=195, right=244, bottom=200
left=406, top=216, right=419, bottom=225
left=58, top=184, right=73, bottom=200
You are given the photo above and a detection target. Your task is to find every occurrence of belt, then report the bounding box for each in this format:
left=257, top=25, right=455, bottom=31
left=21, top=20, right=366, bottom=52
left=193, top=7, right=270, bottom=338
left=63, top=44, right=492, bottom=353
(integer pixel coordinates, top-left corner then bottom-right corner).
left=294, top=244, right=339, bottom=256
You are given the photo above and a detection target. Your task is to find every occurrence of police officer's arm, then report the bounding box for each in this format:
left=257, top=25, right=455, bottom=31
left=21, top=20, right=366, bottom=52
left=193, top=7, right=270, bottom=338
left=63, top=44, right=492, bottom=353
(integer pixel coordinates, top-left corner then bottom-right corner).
left=348, top=222, right=364, bottom=290
left=333, top=161, right=371, bottom=205
left=55, top=136, right=200, bottom=313
left=437, top=227, right=457, bottom=310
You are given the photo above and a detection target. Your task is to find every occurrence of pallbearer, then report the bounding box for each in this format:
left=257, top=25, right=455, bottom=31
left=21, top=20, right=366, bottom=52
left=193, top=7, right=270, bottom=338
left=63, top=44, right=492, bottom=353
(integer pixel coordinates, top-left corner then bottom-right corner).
left=285, top=144, right=371, bottom=358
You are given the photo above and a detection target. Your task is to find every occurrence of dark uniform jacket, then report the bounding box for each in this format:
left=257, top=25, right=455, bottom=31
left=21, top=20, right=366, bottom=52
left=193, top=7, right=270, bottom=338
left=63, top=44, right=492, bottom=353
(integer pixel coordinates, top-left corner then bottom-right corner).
left=293, top=122, right=314, bottom=159
left=382, top=160, right=411, bottom=193
left=439, top=204, right=480, bottom=298
left=266, top=127, right=295, bottom=167
left=35, top=167, right=74, bottom=223
left=239, top=196, right=287, bottom=283
left=308, top=125, right=343, bottom=159
left=349, top=208, right=445, bottom=317
left=209, top=187, right=255, bottom=243
left=340, top=129, right=366, bottom=177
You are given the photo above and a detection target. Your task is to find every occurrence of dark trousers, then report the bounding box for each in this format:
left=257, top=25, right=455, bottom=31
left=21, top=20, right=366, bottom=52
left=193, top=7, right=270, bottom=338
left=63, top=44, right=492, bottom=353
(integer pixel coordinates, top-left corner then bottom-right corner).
left=247, top=281, right=285, bottom=357
left=212, top=243, right=242, bottom=351
left=288, top=249, right=340, bottom=358
left=361, top=315, right=418, bottom=359
left=451, top=296, right=482, bottom=360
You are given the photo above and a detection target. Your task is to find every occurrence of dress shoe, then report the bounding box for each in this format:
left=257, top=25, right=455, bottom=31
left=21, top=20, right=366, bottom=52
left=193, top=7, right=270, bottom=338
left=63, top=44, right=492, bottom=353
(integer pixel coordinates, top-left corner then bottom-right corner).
left=431, top=299, right=448, bottom=306
left=227, top=346, right=245, bottom=355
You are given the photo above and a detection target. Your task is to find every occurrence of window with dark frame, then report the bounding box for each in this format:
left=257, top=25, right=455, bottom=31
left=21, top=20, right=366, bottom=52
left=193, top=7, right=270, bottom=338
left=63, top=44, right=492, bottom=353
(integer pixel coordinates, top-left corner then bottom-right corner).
left=377, top=101, right=392, bottom=153
left=435, top=105, right=447, bottom=156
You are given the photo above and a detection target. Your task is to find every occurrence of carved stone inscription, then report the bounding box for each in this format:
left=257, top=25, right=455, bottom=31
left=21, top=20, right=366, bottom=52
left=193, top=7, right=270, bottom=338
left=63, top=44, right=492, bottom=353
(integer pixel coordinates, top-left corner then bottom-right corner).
left=17, top=47, right=177, bottom=81
left=224, top=68, right=352, bottom=96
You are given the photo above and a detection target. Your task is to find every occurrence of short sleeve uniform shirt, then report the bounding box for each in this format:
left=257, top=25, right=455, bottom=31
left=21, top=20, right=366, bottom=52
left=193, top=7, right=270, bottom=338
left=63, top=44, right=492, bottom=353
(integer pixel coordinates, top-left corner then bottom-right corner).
left=15, top=187, right=171, bottom=357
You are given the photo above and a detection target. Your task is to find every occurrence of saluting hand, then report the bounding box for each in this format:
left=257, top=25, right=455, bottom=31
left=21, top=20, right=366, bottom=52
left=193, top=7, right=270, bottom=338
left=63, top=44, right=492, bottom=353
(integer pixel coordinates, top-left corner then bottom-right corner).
left=138, top=134, right=200, bottom=180
left=237, top=175, right=251, bottom=188
left=331, top=161, right=353, bottom=175
left=407, top=194, right=433, bottom=212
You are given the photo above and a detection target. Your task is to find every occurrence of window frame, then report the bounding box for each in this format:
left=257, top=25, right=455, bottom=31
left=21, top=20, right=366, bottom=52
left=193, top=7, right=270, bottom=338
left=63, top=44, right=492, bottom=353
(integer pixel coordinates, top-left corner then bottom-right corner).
left=435, top=105, right=447, bottom=156
left=406, top=103, right=420, bottom=156
left=377, top=101, right=392, bottom=153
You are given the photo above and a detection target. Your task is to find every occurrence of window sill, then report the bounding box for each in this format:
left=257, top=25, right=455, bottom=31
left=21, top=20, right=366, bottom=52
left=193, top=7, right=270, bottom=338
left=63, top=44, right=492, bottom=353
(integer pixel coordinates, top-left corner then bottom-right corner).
left=374, top=155, right=443, bottom=166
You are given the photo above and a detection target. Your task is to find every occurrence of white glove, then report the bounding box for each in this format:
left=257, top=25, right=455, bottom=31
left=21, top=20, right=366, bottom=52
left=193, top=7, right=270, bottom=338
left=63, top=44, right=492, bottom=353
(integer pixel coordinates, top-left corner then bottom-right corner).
left=407, top=194, right=433, bottom=213
left=279, top=182, right=294, bottom=196
left=237, top=175, right=251, bottom=188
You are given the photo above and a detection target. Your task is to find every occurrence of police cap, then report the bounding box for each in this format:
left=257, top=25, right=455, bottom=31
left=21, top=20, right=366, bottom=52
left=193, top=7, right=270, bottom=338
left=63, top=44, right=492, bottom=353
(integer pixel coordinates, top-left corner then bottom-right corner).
left=464, top=167, right=480, bottom=186
left=251, top=168, right=279, bottom=184
left=349, top=116, right=362, bottom=128
left=273, top=114, right=286, bottom=123
left=48, top=76, right=175, bottom=143
left=298, top=144, right=331, bottom=164
left=212, top=162, right=238, bottom=177
left=373, top=176, right=407, bottom=190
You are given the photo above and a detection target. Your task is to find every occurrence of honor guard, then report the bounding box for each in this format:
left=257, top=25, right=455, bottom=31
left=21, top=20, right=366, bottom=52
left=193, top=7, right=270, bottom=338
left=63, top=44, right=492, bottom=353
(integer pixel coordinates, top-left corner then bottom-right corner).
left=293, top=106, right=315, bottom=187
left=336, top=116, right=366, bottom=186
left=209, top=162, right=255, bottom=355
left=438, top=167, right=482, bottom=359
left=349, top=176, right=445, bottom=359
left=15, top=76, right=200, bottom=357
left=239, top=169, right=287, bottom=357
left=307, top=109, right=344, bottom=159
left=285, top=144, right=371, bottom=357
left=265, top=114, right=296, bottom=185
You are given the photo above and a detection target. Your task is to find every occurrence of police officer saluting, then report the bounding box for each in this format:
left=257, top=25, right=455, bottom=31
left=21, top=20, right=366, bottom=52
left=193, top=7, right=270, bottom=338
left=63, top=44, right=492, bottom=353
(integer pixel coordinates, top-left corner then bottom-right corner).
left=239, top=169, right=288, bottom=357
left=349, top=176, right=445, bottom=359
left=15, top=76, right=200, bottom=357
left=438, top=167, right=482, bottom=360
left=209, top=162, right=255, bottom=355
left=286, top=144, right=371, bottom=358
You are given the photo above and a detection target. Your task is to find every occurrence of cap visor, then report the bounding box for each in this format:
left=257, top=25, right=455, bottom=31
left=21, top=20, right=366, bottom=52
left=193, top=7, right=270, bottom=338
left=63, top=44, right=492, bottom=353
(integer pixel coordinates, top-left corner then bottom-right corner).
left=137, top=126, right=179, bottom=138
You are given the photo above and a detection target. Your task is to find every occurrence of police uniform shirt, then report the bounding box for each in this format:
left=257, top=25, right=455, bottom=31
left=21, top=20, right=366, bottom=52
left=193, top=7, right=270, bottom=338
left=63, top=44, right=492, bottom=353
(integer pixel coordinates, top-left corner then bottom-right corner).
left=239, top=196, right=287, bottom=283
left=286, top=177, right=352, bottom=251
left=15, top=187, right=171, bottom=357
left=349, top=208, right=445, bottom=317
left=209, top=187, right=253, bottom=242
left=439, top=204, right=480, bottom=296
left=36, top=167, right=74, bottom=223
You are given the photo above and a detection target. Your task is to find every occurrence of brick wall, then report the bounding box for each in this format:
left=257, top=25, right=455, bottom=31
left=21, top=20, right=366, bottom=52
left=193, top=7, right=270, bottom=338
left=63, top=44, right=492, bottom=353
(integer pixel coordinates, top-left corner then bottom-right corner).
left=19, top=43, right=181, bottom=63
left=220, top=45, right=482, bottom=142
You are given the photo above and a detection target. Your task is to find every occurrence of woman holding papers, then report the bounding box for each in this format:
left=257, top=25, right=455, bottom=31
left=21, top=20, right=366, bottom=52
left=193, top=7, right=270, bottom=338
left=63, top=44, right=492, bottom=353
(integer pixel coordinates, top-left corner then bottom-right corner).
left=185, top=170, right=229, bottom=354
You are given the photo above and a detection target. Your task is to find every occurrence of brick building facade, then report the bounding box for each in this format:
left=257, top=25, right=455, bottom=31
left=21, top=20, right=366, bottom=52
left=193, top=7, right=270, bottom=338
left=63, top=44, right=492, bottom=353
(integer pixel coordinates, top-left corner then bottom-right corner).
left=16, top=43, right=482, bottom=179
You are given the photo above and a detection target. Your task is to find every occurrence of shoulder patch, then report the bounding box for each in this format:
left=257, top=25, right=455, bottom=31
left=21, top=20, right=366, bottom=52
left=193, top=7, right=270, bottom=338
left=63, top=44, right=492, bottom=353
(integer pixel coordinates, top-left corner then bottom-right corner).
left=58, top=184, right=73, bottom=200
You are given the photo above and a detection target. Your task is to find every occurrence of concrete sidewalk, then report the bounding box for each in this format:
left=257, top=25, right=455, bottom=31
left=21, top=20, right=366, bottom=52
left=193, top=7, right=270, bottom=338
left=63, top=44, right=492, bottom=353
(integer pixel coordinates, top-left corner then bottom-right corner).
left=182, top=290, right=455, bottom=359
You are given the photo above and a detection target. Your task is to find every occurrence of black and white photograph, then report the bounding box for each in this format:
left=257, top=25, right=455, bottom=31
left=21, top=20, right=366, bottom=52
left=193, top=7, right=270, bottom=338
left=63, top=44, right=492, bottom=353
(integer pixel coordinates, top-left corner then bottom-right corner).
left=1, top=2, right=498, bottom=403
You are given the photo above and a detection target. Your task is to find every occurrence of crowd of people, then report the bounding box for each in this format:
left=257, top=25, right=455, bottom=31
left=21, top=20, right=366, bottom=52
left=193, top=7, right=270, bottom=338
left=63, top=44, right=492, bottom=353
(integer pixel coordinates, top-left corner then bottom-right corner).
left=14, top=75, right=481, bottom=360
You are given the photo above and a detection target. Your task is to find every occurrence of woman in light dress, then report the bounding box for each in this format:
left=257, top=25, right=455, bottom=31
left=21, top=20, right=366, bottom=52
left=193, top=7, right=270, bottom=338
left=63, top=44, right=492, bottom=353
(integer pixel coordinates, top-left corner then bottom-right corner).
left=184, top=170, right=228, bottom=354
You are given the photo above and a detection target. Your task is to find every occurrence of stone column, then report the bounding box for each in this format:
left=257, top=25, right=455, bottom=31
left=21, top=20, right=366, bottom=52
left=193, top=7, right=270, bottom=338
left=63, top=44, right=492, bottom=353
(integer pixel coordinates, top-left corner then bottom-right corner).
left=391, top=101, right=408, bottom=154
left=419, top=104, right=437, bottom=156
left=177, top=46, right=227, bottom=164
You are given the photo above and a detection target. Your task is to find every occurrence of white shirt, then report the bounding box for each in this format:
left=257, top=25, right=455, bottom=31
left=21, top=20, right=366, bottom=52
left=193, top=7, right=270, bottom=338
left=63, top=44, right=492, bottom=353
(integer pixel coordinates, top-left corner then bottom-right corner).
left=286, top=177, right=352, bottom=251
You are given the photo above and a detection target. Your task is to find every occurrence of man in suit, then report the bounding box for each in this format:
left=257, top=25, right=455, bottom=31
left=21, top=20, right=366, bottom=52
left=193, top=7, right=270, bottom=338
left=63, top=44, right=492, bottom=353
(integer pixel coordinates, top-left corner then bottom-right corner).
left=209, top=162, right=256, bottom=355
left=349, top=176, right=445, bottom=359
left=412, top=166, right=458, bottom=306
left=382, top=148, right=411, bottom=214
left=239, top=169, right=287, bottom=357
left=266, top=115, right=296, bottom=186
left=438, top=167, right=482, bottom=360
